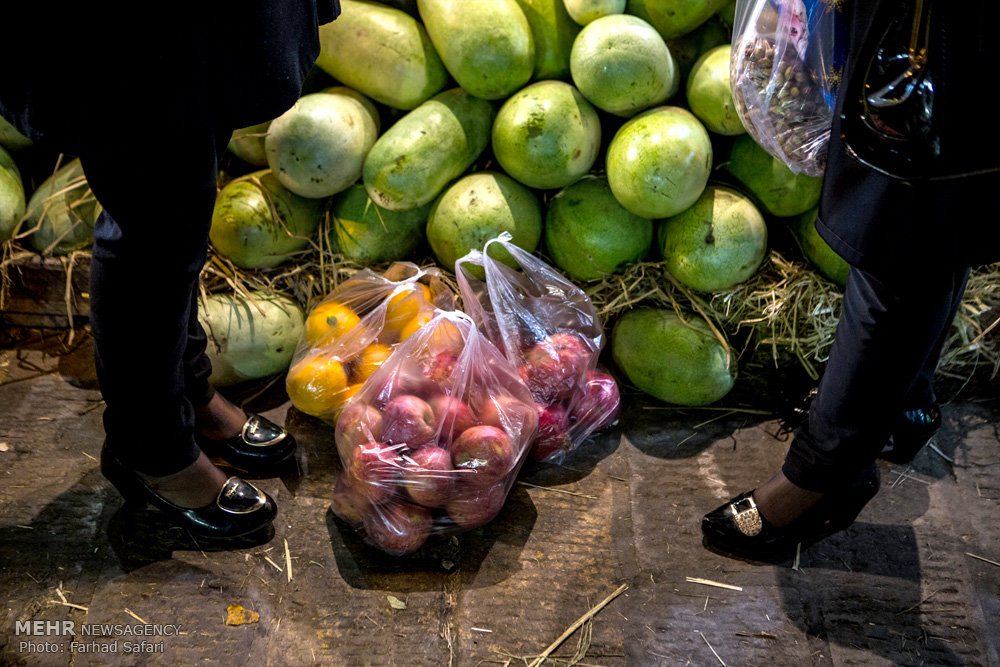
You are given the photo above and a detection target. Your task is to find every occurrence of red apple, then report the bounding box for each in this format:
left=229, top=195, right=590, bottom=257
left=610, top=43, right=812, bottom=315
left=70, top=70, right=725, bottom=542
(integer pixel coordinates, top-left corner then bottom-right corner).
left=363, top=501, right=433, bottom=555
left=571, top=370, right=620, bottom=432
left=335, top=402, right=384, bottom=457
left=371, top=362, right=442, bottom=408
left=427, top=395, right=476, bottom=445
left=531, top=403, right=572, bottom=461
left=540, top=331, right=592, bottom=358
left=346, top=442, right=402, bottom=504
left=421, top=352, right=459, bottom=384
left=519, top=332, right=592, bottom=402
left=400, top=446, right=455, bottom=508
left=451, top=425, right=514, bottom=486
left=445, top=482, right=507, bottom=529
left=331, top=474, right=371, bottom=526
left=478, top=395, right=538, bottom=440
left=381, top=394, right=436, bottom=447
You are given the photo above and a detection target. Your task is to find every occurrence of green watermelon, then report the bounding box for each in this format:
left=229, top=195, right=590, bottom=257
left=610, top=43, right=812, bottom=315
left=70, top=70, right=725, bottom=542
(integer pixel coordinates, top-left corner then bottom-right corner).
left=513, top=0, right=580, bottom=79
left=606, top=106, right=712, bottom=218
left=210, top=170, right=324, bottom=269
left=564, top=0, right=626, bottom=25
left=26, top=159, right=101, bottom=255
left=426, top=171, right=542, bottom=274
left=199, top=291, right=305, bottom=387
left=789, top=206, right=849, bottom=287
left=658, top=185, right=767, bottom=293
left=0, top=116, right=31, bottom=151
left=544, top=175, right=653, bottom=282
left=228, top=121, right=271, bottom=167
left=418, top=0, right=535, bottom=100
left=330, top=184, right=431, bottom=264
left=265, top=92, right=379, bottom=199
left=315, top=0, right=448, bottom=109
left=613, top=307, right=735, bottom=405
left=725, top=135, right=822, bottom=217
left=363, top=89, right=495, bottom=211
left=491, top=80, right=601, bottom=190
left=686, top=45, right=745, bottom=135
left=570, top=14, right=678, bottom=117
left=0, top=146, right=25, bottom=242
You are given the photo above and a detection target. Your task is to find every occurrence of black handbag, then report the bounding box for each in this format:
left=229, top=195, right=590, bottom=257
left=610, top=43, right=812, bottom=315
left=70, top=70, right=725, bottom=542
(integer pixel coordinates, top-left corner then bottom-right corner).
left=841, top=0, right=1000, bottom=182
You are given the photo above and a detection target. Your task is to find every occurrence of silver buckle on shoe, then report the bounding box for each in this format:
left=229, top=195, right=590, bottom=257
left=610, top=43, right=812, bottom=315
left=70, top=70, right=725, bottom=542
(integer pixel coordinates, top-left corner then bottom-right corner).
left=216, top=477, right=268, bottom=515
left=730, top=496, right=763, bottom=536
left=241, top=417, right=288, bottom=447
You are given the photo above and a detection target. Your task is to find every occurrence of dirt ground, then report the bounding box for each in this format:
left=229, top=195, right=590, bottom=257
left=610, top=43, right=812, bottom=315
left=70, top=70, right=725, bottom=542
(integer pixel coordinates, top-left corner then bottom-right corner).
left=1, top=331, right=997, bottom=666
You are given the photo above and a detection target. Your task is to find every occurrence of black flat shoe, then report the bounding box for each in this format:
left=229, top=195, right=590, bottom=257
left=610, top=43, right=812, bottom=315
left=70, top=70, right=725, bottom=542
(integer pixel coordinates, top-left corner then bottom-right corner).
left=880, top=403, right=941, bottom=464
left=195, top=414, right=296, bottom=472
left=701, top=464, right=881, bottom=563
left=101, top=445, right=277, bottom=539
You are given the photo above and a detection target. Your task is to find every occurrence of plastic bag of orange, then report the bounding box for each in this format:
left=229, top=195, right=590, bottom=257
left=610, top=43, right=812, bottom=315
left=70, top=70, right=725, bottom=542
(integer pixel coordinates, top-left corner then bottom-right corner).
left=330, top=310, right=538, bottom=555
left=286, top=263, right=455, bottom=423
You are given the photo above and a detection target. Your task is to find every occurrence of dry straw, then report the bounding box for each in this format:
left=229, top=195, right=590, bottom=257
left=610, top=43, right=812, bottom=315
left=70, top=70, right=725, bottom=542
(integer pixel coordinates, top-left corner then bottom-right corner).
left=585, top=252, right=1000, bottom=384
left=3, top=167, right=997, bottom=387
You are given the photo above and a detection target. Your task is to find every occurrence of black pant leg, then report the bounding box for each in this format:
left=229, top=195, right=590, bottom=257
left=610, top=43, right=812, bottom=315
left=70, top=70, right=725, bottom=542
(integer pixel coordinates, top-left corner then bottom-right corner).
left=82, top=130, right=222, bottom=476
left=901, top=269, right=971, bottom=409
left=782, top=265, right=971, bottom=493
left=179, top=133, right=234, bottom=412
left=182, top=284, right=216, bottom=411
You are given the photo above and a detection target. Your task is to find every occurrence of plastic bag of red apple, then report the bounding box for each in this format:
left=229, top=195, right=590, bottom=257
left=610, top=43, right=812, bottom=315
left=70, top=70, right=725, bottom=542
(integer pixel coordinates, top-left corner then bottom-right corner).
left=455, top=233, right=620, bottom=464
left=285, top=262, right=456, bottom=424
left=330, top=310, right=540, bottom=556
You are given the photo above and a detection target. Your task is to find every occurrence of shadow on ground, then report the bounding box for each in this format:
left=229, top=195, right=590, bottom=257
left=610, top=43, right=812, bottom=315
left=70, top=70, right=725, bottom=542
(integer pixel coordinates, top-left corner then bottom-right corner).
left=777, top=521, right=960, bottom=665
left=325, top=483, right=537, bottom=593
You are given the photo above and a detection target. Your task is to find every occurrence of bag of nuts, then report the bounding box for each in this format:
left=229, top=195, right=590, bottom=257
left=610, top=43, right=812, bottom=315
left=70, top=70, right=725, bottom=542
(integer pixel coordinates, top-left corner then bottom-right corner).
left=731, top=0, right=845, bottom=176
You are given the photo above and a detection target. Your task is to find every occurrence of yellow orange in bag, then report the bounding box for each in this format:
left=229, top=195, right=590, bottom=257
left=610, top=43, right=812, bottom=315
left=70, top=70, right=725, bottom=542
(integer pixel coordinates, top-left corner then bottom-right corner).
left=383, top=283, right=432, bottom=333
left=286, top=352, right=349, bottom=417
left=303, top=301, right=361, bottom=348
left=351, top=343, right=393, bottom=383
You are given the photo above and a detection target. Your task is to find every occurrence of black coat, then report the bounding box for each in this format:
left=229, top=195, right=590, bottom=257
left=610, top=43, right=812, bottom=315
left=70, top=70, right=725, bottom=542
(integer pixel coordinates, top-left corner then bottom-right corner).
left=0, top=2, right=339, bottom=152
left=817, top=0, right=1000, bottom=277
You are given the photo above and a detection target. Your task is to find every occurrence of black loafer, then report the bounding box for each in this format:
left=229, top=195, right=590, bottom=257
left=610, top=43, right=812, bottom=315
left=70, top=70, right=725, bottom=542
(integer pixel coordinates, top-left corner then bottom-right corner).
left=881, top=403, right=941, bottom=464
left=101, top=445, right=277, bottom=539
left=701, top=464, right=881, bottom=563
left=196, top=414, right=296, bottom=472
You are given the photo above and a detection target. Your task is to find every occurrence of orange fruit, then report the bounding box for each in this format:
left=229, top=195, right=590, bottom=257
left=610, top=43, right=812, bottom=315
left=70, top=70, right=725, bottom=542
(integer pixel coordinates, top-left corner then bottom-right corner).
left=304, top=300, right=361, bottom=348
left=425, top=318, right=464, bottom=354
left=383, top=283, right=432, bottom=332
left=399, top=311, right=433, bottom=342
left=285, top=352, right=349, bottom=417
left=342, top=382, right=365, bottom=403
left=351, top=343, right=393, bottom=383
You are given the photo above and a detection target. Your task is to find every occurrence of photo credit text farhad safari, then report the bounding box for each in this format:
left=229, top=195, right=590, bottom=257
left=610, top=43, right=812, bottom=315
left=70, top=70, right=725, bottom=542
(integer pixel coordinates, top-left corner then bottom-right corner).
left=16, top=620, right=182, bottom=654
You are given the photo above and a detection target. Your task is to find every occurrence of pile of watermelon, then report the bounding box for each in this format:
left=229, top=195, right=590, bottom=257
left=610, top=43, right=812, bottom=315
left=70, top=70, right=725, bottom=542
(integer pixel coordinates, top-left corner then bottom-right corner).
left=0, top=0, right=852, bottom=409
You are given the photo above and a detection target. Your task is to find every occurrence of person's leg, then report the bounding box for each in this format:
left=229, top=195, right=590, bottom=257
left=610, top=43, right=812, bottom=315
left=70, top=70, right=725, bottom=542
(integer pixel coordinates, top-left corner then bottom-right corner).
left=82, top=129, right=227, bottom=502
left=776, top=265, right=971, bottom=501
left=900, top=269, right=971, bottom=410
left=182, top=283, right=251, bottom=440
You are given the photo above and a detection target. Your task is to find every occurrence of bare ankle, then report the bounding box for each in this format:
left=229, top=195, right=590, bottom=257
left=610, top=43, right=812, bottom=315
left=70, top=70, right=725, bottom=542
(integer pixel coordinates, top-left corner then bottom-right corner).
left=194, top=392, right=248, bottom=440
left=139, top=453, right=228, bottom=508
left=753, top=472, right=823, bottom=528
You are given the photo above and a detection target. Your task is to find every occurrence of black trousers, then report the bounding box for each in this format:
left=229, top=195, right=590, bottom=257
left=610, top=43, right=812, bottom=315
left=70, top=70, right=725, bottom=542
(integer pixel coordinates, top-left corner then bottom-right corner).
left=80, top=129, right=231, bottom=476
left=783, top=265, right=970, bottom=493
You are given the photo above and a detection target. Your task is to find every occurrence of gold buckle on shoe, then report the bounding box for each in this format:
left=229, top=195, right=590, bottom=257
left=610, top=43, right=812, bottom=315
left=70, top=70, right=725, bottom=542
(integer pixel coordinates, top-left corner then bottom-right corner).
left=730, top=496, right=763, bottom=536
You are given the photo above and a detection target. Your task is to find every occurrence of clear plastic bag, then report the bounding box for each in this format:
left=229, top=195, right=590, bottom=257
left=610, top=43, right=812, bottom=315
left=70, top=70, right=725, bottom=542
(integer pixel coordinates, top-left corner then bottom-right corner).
left=730, top=0, right=845, bottom=176
left=285, top=262, right=455, bottom=424
left=455, top=234, right=620, bottom=464
left=330, top=310, right=539, bottom=555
